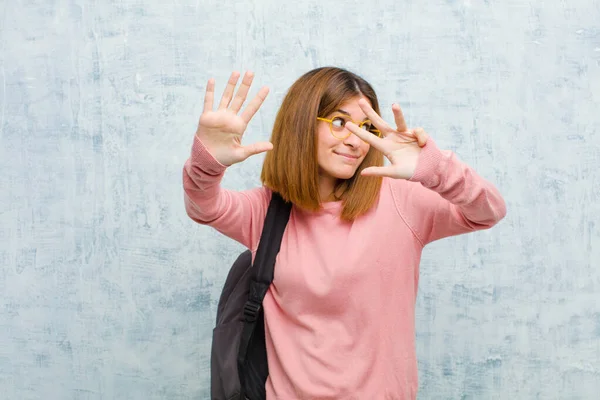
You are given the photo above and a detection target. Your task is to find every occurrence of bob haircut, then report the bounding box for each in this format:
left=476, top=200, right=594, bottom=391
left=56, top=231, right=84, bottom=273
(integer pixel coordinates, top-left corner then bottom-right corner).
left=261, top=67, right=384, bottom=221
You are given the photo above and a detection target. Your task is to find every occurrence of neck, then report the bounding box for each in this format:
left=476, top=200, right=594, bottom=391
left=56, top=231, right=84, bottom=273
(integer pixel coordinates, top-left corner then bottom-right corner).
left=319, top=177, right=341, bottom=203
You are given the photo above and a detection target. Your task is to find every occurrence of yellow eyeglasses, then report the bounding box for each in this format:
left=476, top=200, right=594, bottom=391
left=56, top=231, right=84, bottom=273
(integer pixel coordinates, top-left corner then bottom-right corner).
left=317, top=115, right=381, bottom=139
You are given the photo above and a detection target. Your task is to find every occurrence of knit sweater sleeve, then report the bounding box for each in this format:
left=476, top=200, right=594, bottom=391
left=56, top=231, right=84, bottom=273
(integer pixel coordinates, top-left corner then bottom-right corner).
left=391, top=137, right=507, bottom=246
left=182, top=135, right=270, bottom=251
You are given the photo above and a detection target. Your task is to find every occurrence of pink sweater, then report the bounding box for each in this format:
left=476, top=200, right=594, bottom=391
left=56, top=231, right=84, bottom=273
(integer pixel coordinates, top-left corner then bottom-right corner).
left=183, top=135, right=506, bottom=399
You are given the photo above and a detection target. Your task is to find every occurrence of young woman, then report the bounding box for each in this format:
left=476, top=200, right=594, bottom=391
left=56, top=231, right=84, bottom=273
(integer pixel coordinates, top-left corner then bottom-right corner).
left=183, top=67, right=506, bottom=399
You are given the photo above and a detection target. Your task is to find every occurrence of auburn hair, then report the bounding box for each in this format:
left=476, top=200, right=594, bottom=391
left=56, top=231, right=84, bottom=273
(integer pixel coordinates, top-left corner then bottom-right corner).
left=260, top=67, right=384, bottom=221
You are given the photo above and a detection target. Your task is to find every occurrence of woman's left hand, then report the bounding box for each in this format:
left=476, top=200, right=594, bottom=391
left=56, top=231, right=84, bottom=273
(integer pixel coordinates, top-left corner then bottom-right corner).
left=345, top=99, right=429, bottom=180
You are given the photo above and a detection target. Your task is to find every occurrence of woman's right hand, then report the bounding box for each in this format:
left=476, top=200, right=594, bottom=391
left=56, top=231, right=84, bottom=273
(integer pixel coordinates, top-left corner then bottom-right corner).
left=195, top=71, right=273, bottom=166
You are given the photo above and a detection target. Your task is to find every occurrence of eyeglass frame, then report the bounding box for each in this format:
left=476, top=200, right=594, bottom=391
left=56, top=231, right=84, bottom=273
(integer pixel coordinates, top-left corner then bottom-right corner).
left=316, top=116, right=382, bottom=139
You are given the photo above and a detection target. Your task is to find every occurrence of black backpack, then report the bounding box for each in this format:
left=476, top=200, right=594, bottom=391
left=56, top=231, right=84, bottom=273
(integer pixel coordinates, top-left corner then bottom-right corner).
left=210, top=192, right=292, bottom=400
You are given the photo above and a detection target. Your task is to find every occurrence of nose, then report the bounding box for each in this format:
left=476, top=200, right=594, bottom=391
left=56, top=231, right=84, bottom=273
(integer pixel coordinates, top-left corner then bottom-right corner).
left=342, top=129, right=363, bottom=147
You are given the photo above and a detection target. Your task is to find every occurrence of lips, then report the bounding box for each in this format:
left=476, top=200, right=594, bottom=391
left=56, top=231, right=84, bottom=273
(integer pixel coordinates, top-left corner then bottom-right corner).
left=334, top=151, right=360, bottom=160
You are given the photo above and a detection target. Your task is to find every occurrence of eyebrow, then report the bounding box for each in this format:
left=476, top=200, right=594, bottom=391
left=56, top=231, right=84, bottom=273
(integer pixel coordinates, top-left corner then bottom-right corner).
left=334, top=109, right=369, bottom=121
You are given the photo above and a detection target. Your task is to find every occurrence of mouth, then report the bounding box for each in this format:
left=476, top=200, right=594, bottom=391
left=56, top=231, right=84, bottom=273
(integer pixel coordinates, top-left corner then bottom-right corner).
left=334, top=151, right=360, bottom=160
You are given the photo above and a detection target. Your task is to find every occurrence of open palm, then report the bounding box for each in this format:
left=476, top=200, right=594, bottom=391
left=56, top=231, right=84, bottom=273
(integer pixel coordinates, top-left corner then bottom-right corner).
left=345, top=99, right=429, bottom=180
left=195, top=71, right=272, bottom=167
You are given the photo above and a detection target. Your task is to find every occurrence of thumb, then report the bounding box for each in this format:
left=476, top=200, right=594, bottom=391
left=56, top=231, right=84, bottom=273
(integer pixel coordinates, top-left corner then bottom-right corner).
left=241, top=141, right=274, bottom=160
left=360, top=165, right=399, bottom=178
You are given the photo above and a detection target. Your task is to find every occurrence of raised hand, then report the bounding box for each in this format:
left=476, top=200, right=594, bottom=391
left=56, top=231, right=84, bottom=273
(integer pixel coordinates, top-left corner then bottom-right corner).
left=195, top=71, right=273, bottom=166
left=345, top=99, right=429, bottom=180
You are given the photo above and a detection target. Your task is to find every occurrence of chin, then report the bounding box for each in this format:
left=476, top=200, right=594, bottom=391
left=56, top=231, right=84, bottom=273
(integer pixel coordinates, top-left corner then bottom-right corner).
left=333, top=167, right=360, bottom=180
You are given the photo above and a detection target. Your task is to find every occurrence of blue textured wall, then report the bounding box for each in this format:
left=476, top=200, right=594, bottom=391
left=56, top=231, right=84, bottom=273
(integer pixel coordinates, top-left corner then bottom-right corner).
left=1, top=0, right=599, bottom=399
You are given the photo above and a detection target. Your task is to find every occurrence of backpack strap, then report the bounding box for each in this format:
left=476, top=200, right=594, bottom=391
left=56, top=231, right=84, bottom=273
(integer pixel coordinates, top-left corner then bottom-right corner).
left=252, top=191, right=292, bottom=286
left=237, top=191, right=292, bottom=397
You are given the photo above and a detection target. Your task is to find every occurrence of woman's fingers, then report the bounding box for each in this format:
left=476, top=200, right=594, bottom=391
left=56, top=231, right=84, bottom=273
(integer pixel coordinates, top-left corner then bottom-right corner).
left=345, top=122, right=386, bottom=152
left=218, top=71, right=241, bottom=110
left=229, top=71, right=254, bottom=113
left=203, top=78, right=215, bottom=113
left=357, top=98, right=392, bottom=135
left=392, top=104, right=408, bottom=133
left=240, top=86, right=270, bottom=123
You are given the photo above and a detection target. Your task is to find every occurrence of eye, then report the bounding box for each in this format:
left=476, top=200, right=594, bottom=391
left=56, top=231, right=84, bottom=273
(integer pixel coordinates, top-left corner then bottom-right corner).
left=361, top=121, right=378, bottom=134
left=331, top=116, right=346, bottom=130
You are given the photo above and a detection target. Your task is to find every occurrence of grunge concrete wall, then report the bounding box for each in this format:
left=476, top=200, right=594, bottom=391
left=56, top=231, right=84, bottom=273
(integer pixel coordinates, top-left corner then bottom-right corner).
left=1, top=0, right=598, bottom=398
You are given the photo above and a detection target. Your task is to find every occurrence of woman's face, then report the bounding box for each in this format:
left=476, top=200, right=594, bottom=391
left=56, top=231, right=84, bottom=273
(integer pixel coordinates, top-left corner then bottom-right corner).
left=315, top=96, right=373, bottom=200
